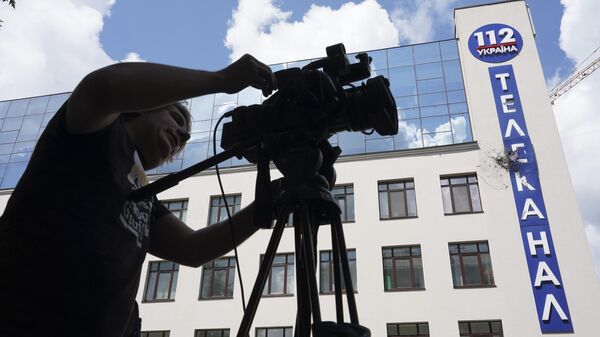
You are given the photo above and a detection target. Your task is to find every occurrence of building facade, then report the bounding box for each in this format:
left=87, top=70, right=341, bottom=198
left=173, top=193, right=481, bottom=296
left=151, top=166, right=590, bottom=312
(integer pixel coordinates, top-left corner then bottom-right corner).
left=0, top=1, right=599, bottom=336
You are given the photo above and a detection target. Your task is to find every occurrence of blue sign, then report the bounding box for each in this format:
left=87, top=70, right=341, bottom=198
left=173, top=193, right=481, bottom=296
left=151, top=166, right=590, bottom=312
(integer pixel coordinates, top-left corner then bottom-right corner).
left=489, top=65, right=573, bottom=333
left=470, top=23, right=523, bottom=63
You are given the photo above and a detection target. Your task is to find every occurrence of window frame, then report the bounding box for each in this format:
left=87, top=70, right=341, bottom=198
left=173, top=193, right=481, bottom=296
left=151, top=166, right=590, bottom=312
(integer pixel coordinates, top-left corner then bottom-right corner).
left=458, top=320, right=503, bottom=337
left=255, top=327, right=294, bottom=337
left=382, top=245, right=425, bottom=291
left=440, top=174, right=482, bottom=215
left=319, top=249, right=357, bottom=294
left=378, top=179, right=418, bottom=220
left=194, top=329, right=230, bottom=337
left=208, top=194, right=242, bottom=225
left=161, top=199, right=189, bottom=221
left=449, top=241, right=495, bottom=288
left=387, top=322, right=430, bottom=337
left=199, top=257, right=236, bottom=300
left=332, top=184, right=355, bottom=223
left=142, top=260, right=180, bottom=303
left=262, top=253, right=295, bottom=297
left=141, top=331, right=170, bottom=337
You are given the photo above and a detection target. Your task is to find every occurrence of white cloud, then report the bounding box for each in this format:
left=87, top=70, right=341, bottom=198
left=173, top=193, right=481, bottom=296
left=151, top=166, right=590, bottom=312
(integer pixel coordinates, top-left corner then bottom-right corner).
left=390, top=0, right=458, bottom=44
left=225, top=0, right=399, bottom=65
left=554, top=0, right=600, bottom=279
left=0, top=0, right=116, bottom=101
left=121, top=52, right=146, bottom=63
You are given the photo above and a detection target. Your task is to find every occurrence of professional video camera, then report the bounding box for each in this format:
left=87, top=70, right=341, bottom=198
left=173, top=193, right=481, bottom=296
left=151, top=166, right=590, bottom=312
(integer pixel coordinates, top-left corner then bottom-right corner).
left=221, top=43, right=398, bottom=162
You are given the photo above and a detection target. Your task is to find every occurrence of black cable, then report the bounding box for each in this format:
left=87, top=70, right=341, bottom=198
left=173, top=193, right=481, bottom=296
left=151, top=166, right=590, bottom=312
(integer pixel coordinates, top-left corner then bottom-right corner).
left=213, top=111, right=247, bottom=312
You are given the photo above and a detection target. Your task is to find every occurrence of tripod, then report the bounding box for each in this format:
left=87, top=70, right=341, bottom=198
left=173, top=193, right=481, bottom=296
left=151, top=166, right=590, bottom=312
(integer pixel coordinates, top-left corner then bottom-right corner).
left=237, top=142, right=370, bottom=337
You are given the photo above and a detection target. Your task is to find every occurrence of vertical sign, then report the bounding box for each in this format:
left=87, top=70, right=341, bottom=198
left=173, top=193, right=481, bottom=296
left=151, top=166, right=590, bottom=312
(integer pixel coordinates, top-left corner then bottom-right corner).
left=489, top=65, right=573, bottom=333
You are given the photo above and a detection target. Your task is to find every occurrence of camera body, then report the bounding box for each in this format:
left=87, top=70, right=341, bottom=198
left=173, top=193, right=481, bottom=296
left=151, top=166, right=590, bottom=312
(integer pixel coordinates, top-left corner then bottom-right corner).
left=221, top=43, right=398, bottom=162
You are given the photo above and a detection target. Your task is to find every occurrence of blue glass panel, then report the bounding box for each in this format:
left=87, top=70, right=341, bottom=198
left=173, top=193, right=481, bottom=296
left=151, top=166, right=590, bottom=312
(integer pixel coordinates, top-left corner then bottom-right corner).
left=26, top=96, right=49, bottom=115
left=449, top=102, right=468, bottom=114
left=338, top=131, right=365, bottom=155
left=365, top=49, right=388, bottom=72
left=238, top=87, right=262, bottom=106
left=420, top=104, right=449, bottom=117
left=270, top=63, right=285, bottom=72
left=192, top=120, right=212, bottom=133
left=366, top=137, right=394, bottom=152
left=0, top=143, right=13, bottom=155
left=157, top=159, right=182, bottom=174
left=9, top=152, right=31, bottom=163
left=0, top=164, right=7, bottom=178
left=398, top=108, right=420, bottom=119
left=447, top=90, right=466, bottom=104
left=7, top=99, right=29, bottom=117
left=189, top=131, right=210, bottom=143
left=0, top=101, right=9, bottom=118
left=414, top=43, right=440, bottom=64
left=286, top=59, right=311, bottom=69
left=1, top=162, right=27, bottom=189
left=388, top=66, right=417, bottom=97
left=395, top=119, right=423, bottom=149
left=0, top=155, right=9, bottom=164
left=17, top=115, right=43, bottom=142
left=422, top=115, right=451, bottom=134
left=0, top=131, right=18, bottom=144
left=190, top=95, right=215, bottom=121
left=423, top=132, right=453, bottom=147
left=451, top=114, right=473, bottom=143
left=387, top=46, right=414, bottom=67
left=42, top=112, right=56, bottom=128
left=2, top=117, right=23, bottom=131
left=417, top=78, right=445, bottom=94
left=214, top=93, right=238, bottom=106
left=213, top=103, right=237, bottom=118
left=415, top=62, right=443, bottom=80
left=419, top=92, right=447, bottom=106
left=443, top=60, right=465, bottom=90
left=46, top=93, right=69, bottom=113
left=395, top=95, right=418, bottom=109
left=13, top=141, right=35, bottom=153
left=440, top=40, right=459, bottom=60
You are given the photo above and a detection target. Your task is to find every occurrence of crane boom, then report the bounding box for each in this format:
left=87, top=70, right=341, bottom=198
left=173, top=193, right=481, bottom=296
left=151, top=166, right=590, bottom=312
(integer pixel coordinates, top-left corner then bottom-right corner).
left=549, top=54, right=600, bottom=103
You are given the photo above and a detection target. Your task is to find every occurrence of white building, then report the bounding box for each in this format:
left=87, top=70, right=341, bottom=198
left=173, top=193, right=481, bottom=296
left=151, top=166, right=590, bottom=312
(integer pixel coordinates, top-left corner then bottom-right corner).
left=0, top=1, right=598, bottom=336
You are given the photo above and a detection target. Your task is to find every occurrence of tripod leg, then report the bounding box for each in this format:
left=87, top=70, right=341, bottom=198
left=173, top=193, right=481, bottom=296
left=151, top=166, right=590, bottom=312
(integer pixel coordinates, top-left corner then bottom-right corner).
left=237, top=206, right=291, bottom=337
left=331, top=215, right=359, bottom=324
left=294, top=210, right=311, bottom=337
left=330, top=218, right=344, bottom=323
left=299, top=201, right=322, bottom=324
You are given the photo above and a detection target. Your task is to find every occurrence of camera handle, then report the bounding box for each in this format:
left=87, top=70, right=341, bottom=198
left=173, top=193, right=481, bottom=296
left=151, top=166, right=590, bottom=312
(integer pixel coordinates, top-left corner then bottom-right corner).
left=237, top=141, right=369, bottom=337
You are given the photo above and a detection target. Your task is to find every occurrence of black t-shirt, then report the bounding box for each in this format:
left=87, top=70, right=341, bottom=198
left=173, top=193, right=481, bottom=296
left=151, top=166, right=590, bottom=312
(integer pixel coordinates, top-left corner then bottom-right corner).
left=0, top=102, right=170, bottom=337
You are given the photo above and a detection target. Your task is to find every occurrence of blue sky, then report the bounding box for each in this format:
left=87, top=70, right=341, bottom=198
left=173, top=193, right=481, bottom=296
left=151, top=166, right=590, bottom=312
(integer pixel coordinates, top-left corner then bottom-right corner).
left=1, top=0, right=600, bottom=277
left=97, top=0, right=572, bottom=82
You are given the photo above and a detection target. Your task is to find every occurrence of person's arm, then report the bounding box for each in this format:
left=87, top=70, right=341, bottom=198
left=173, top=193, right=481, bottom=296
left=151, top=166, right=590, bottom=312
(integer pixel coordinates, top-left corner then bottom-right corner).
left=66, top=54, right=276, bottom=134
left=148, top=202, right=261, bottom=267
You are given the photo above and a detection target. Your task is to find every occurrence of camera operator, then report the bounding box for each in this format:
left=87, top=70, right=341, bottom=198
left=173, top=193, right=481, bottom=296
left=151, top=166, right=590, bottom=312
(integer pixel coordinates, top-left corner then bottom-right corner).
left=0, top=54, right=277, bottom=337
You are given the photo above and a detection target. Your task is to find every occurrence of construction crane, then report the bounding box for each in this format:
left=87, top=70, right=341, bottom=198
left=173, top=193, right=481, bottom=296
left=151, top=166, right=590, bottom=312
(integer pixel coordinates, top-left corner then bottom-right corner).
left=549, top=46, right=600, bottom=104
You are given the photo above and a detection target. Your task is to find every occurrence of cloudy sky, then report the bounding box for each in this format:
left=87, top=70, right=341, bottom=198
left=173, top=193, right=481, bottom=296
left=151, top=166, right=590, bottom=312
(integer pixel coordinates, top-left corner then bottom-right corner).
left=0, top=0, right=599, bottom=277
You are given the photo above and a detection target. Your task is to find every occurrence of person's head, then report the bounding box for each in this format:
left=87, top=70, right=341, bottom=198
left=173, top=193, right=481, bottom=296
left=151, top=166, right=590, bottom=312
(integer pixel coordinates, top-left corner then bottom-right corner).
left=123, top=102, right=192, bottom=169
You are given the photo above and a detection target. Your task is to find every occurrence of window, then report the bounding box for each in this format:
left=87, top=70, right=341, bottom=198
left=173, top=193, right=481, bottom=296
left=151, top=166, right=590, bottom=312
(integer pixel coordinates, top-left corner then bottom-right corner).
left=162, top=199, right=188, bottom=221
left=458, top=320, right=503, bottom=337
left=319, top=249, right=357, bottom=294
left=195, top=329, right=230, bottom=337
left=378, top=180, right=417, bottom=219
left=143, top=261, right=179, bottom=302
left=449, top=242, right=494, bottom=288
left=387, top=323, right=430, bottom=337
left=332, top=185, right=355, bottom=222
left=256, top=327, right=293, bottom=337
left=141, top=331, right=170, bottom=337
left=440, top=175, right=482, bottom=214
left=209, top=194, right=242, bottom=225
left=199, top=257, right=236, bottom=299
left=262, top=253, right=294, bottom=296
left=382, top=246, right=424, bottom=290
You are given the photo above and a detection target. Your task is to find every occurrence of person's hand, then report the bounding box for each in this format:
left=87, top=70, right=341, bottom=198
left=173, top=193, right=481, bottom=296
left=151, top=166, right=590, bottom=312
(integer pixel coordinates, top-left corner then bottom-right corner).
left=217, top=54, right=277, bottom=97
